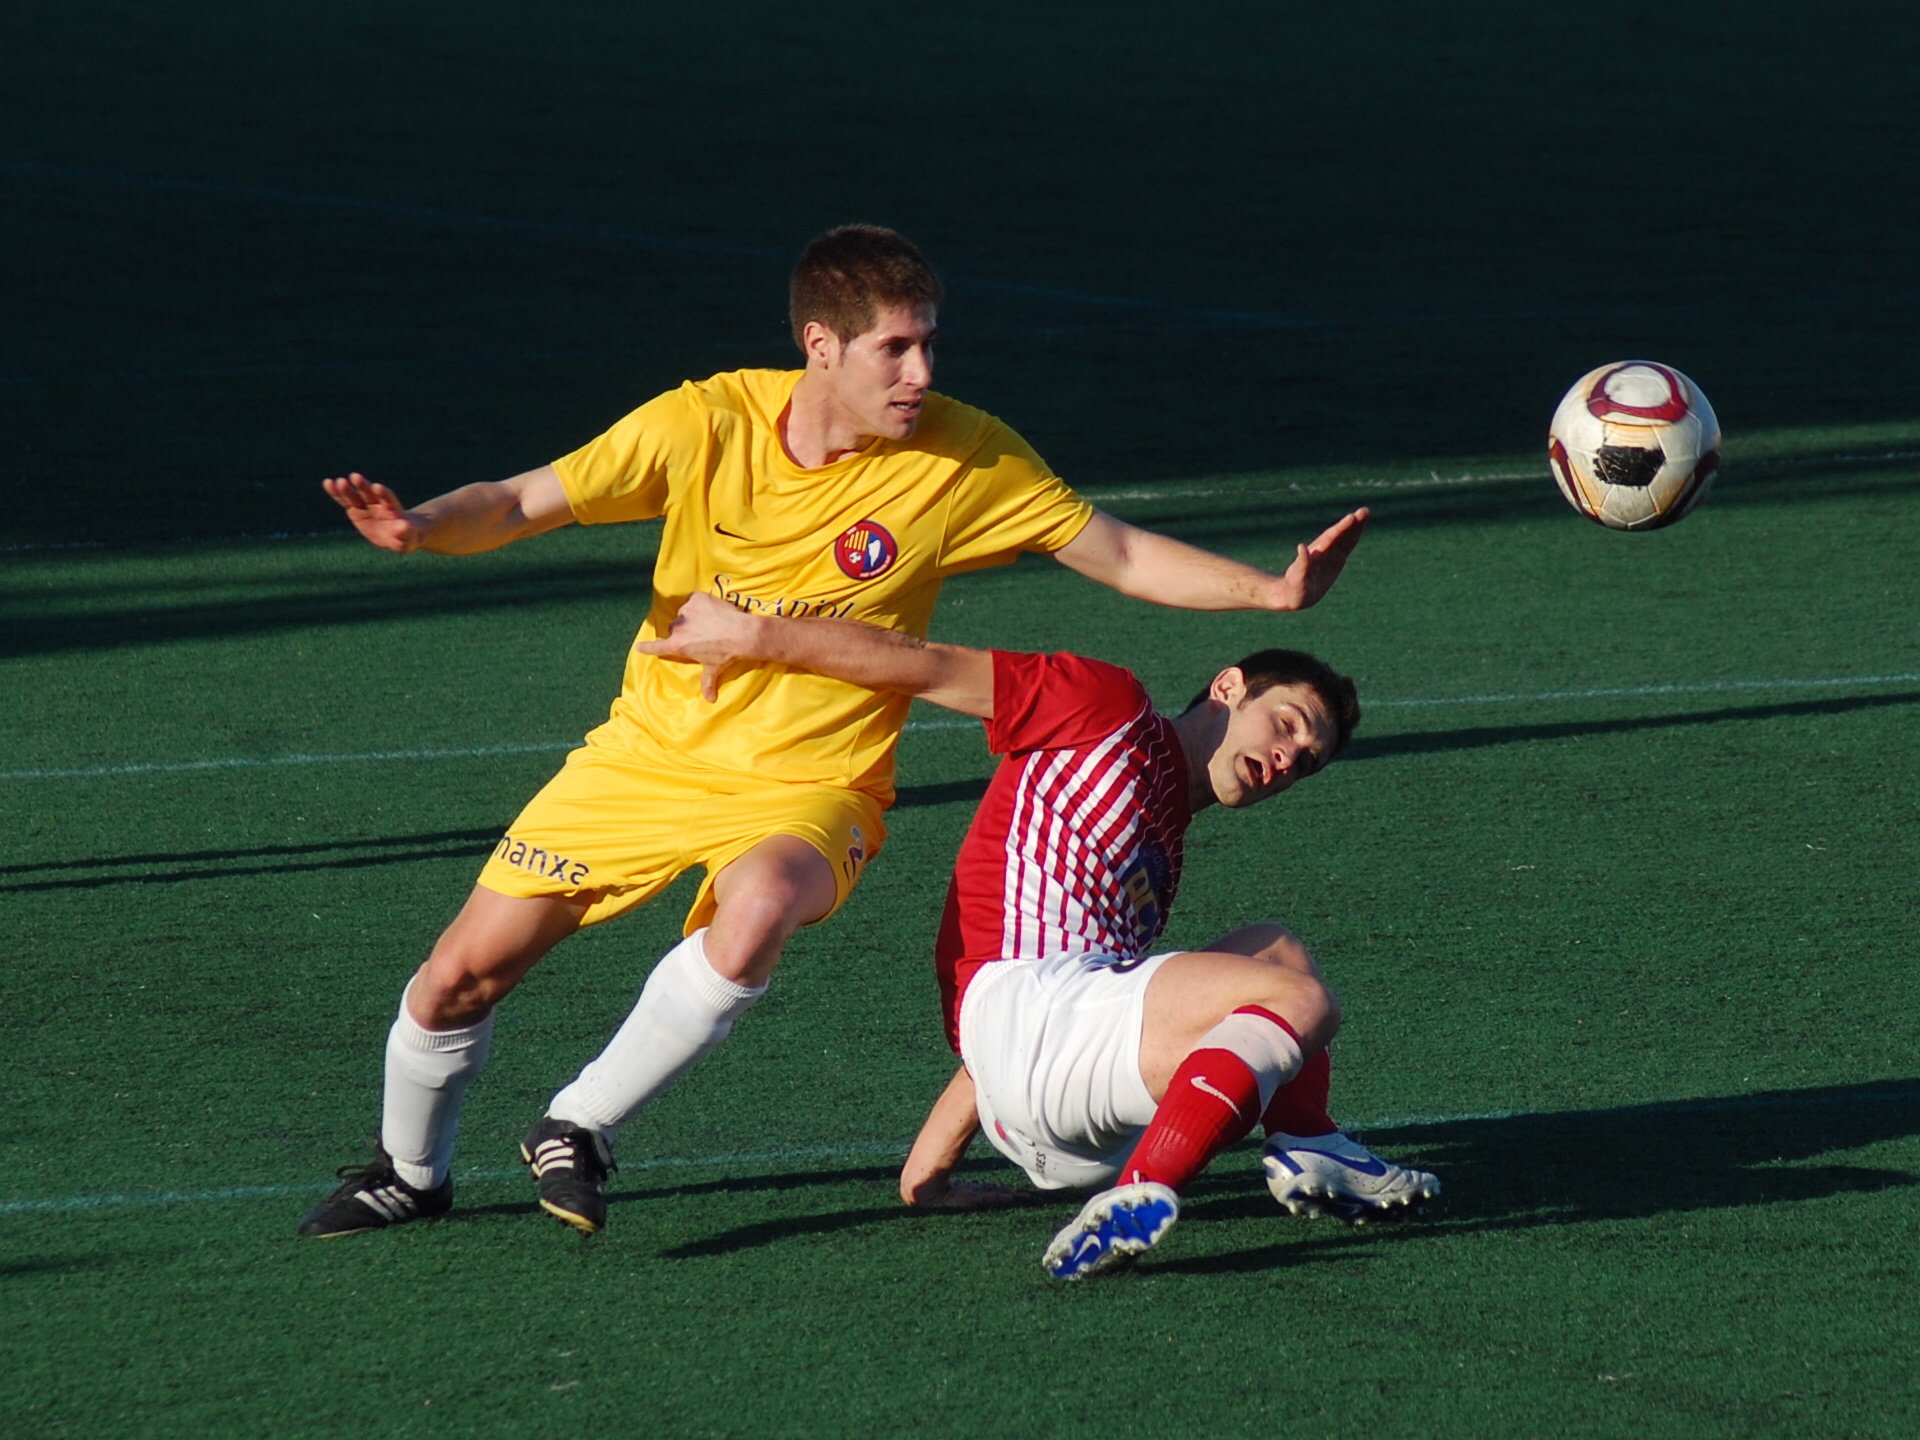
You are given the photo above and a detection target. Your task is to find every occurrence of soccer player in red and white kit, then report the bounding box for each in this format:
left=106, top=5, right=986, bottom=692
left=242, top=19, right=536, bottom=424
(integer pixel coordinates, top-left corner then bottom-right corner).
left=641, top=593, right=1439, bottom=1279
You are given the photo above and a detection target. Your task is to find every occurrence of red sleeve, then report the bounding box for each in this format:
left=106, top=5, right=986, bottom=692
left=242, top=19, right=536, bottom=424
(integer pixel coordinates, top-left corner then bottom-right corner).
left=985, top=651, right=1151, bottom=756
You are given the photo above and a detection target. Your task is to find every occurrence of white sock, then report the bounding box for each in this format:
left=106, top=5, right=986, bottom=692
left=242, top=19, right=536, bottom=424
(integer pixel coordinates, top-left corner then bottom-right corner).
left=545, top=928, right=766, bottom=1141
left=381, top=984, right=494, bottom=1190
left=1196, top=1009, right=1304, bottom=1110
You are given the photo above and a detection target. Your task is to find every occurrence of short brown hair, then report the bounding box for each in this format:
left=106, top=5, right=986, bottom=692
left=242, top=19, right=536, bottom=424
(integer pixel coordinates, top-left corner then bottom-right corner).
left=1185, top=649, right=1362, bottom=755
left=790, top=225, right=944, bottom=348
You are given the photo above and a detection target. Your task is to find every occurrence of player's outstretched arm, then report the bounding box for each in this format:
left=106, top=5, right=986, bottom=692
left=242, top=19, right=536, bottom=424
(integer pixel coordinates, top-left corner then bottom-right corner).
left=320, top=466, right=575, bottom=555
left=899, top=1066, right=1018, bottom=1211
left=635, top=592, right=995, bottom=714
left=1053, top=506, right=1369, bottom=612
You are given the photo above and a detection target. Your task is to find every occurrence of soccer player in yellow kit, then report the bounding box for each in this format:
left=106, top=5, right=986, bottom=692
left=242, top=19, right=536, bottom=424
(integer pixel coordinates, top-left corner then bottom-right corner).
left=299, top=225, right=1369, bottom=1238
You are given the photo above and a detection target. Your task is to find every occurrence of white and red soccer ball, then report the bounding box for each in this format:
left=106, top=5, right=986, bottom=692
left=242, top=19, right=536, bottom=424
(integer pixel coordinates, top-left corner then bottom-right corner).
left=1547, top=361, right=1720, bottom=531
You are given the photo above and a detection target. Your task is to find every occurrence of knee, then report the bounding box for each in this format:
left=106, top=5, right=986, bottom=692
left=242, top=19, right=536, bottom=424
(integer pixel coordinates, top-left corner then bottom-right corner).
left=713, top=865, right=827, bottom=946
left=412, top=951, right=507, bottom=1027
left=714, top=884, right=805, bottom=948
left=1317, top=982, right=1344, bottom=1043
left=1269, top=970, right=1340, bottom=1051
left=703, top=889, right=808, bottom=984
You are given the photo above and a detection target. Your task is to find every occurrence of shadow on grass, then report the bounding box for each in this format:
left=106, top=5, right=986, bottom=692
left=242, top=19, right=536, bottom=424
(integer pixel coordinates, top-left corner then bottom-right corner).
left=454, top=1163, right=919, bottom=1228
left=508, top=1159, right=1016, bottom=1259
left=894, top=778, right=990, bottom=809
left=0, top=789, right=977, bottom=893
left=1346, top=690, right=1920, bottom=764
left=651, top=1158, right=1038, bottom=1259
left=10, top=455, right=1913, bottom=657
left=617, top=1080, right=1920, bottom=1267
left=1152, top=1077, right=1920, bottom=1276
left=0, top=827, right=503, bottom=892
left=0, top=557, right=653, bottom=661
left=0, top=1254, right=135, bottom=1278
left=657, top=1206, right=910, bottom=1259
left=616, top=1164, right=904, bottom=1203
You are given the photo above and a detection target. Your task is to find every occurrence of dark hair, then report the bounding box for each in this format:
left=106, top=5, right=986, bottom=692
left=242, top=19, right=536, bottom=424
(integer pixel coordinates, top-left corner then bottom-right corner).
left=1185, top=648, right=1362, bottom=755
left=790, top=225, right=945, bottom=348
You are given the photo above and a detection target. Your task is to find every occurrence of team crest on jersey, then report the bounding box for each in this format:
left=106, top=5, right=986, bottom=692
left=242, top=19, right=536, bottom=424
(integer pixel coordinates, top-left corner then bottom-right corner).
left=1119, top=842, right=1174, bottom=947
left=833, top=520, right=898, bottom=581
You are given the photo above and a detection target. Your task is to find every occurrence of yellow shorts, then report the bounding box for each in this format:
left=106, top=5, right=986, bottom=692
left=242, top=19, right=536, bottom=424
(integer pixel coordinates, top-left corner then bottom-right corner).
left=476, top=730, right=887, bottom=933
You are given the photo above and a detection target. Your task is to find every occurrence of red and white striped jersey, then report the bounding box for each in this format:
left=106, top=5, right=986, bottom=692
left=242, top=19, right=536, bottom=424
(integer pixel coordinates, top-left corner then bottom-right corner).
left=935, top=651, right=1192, bottom=1049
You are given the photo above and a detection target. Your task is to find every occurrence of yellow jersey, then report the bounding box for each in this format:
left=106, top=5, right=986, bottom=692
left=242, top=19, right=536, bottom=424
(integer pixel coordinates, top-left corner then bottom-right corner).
left=552, top=368, right=1092, bottom=800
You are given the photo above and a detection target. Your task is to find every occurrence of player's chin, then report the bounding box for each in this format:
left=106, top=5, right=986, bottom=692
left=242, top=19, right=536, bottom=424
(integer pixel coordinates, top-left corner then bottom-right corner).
left=1217, top=775, right=1280, bottom=809
left=883, top=402, right=923, bottom=436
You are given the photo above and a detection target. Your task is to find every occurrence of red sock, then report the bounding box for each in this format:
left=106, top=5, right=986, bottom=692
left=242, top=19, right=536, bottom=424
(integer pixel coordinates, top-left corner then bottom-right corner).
left=1125, top=1048, right=1263, bottom=1192
left=1261, top=1046, right=1337, bottom=1138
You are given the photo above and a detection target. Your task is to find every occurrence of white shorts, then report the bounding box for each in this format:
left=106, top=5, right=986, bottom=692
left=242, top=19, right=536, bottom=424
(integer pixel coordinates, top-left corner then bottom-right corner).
left=957, top=950, right=1179, bottom=1191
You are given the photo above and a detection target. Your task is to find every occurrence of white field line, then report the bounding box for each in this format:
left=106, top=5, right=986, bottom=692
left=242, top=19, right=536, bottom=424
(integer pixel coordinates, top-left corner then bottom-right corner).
left=1074, top=445, right=1920, bottom=506
left=9, top=1084, right=1917, bottom=1218
left=3, top=674, right=1913, bottom=784
left=1080, top=468, right=1545, bottom=502
left=0, top=720, right=983, bottom=782
left=0, top=740, right=579, bottom=781
left=1366, top=672, right=1920, bottom=710
left=0, top=1143, right=913, bottom=1217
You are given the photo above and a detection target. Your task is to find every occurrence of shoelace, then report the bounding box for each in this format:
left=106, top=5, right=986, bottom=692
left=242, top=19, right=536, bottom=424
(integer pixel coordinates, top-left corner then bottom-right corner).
left=330, top=1149, right=403, bottom=1193
left=530, top=1130, right=616, bottom=1182
left=337, top=1161, right=391, bottom=1185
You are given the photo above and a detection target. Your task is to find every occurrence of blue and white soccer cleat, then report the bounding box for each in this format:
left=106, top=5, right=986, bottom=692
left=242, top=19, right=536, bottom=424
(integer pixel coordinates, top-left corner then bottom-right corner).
left=1041, top=1181, right=1180, bottom=1280
left=1262, top=1131, right=1439, bottom=1224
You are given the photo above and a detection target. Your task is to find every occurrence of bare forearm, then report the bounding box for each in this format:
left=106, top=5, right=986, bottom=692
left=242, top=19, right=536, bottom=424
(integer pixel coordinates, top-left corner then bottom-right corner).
left=1052, top=506, right=1367, bottom=613
left=900, top=1066, right=983, bottom=1205
left=742, top=614, right=993, bottom=717
left=748, top=614, right=931, bottom=685
left=1056, top=509, right=1283, bottom=610
left=411, top=481, right=559, bottom=555
left=1101, top=527, right=1280, bottom=609
left=324, top=465, right=574, bottom=556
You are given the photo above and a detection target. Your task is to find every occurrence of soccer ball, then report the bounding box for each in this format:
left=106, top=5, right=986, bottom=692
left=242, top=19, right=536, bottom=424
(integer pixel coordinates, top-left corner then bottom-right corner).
left=1547, top=361, right=1720, bottom=531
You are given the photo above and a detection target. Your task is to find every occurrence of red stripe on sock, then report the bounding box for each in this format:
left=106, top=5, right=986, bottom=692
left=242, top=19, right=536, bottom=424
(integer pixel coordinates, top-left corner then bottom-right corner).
left=1126, top=1048, right=1262, bottom=1192
left=1261, top=1045, right=1337, bottom=1139
left=1232, top=1004, right=1302, bottom=1044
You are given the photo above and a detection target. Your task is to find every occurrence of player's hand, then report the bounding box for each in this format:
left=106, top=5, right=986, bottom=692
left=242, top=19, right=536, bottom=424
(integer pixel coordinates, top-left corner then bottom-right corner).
left=633, top=591, right=764, bottom=701
left=1269, top=507, right=1369, bottom=611
left=903, top=1174, right=1020, bottom=1211
left=322, top=473, right=429, bottom=553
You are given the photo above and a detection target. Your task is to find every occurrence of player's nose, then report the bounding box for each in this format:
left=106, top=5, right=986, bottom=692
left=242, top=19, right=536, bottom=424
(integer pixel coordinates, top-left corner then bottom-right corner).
left=903, top=345, right=932, bottom=388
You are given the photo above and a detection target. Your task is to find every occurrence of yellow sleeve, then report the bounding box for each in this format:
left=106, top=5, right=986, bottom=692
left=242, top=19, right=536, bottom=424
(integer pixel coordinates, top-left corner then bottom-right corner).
left=938, top=421, right=1093, bottom=575
left=550, top=385, right=703, bottom=525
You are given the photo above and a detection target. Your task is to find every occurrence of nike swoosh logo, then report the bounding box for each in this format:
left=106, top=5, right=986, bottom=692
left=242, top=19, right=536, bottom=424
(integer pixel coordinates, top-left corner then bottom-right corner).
left=714, top=524, right=751, bottom=540
left=1190, top=1075, right=1246, bottom=1117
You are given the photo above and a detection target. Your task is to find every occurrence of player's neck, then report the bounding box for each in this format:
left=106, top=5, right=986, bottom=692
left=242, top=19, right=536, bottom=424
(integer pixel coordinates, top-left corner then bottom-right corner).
left=782, top=371, right=877, bottom=469
left=1170, top=705, right=1225, bottom=813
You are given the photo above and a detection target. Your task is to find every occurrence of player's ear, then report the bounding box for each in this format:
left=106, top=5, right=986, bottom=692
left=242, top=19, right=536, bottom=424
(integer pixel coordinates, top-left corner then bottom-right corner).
left=802, top=319, right=840, bottom=370
left=1210, top=667, right=1248, bottom=707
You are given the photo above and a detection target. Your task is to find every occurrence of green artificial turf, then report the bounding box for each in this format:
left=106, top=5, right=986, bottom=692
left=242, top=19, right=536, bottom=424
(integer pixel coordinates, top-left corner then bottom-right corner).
left=4, top=1, right=1920, bottom=1435
left=6, top=447, right=1918, bottom=1438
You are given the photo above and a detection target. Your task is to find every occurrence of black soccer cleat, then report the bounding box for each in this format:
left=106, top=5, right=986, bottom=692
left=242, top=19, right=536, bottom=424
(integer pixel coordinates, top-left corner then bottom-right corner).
left=521, top=1118, right=616, bottom=1235
left=298, top=1145, right=453, bottom=1238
